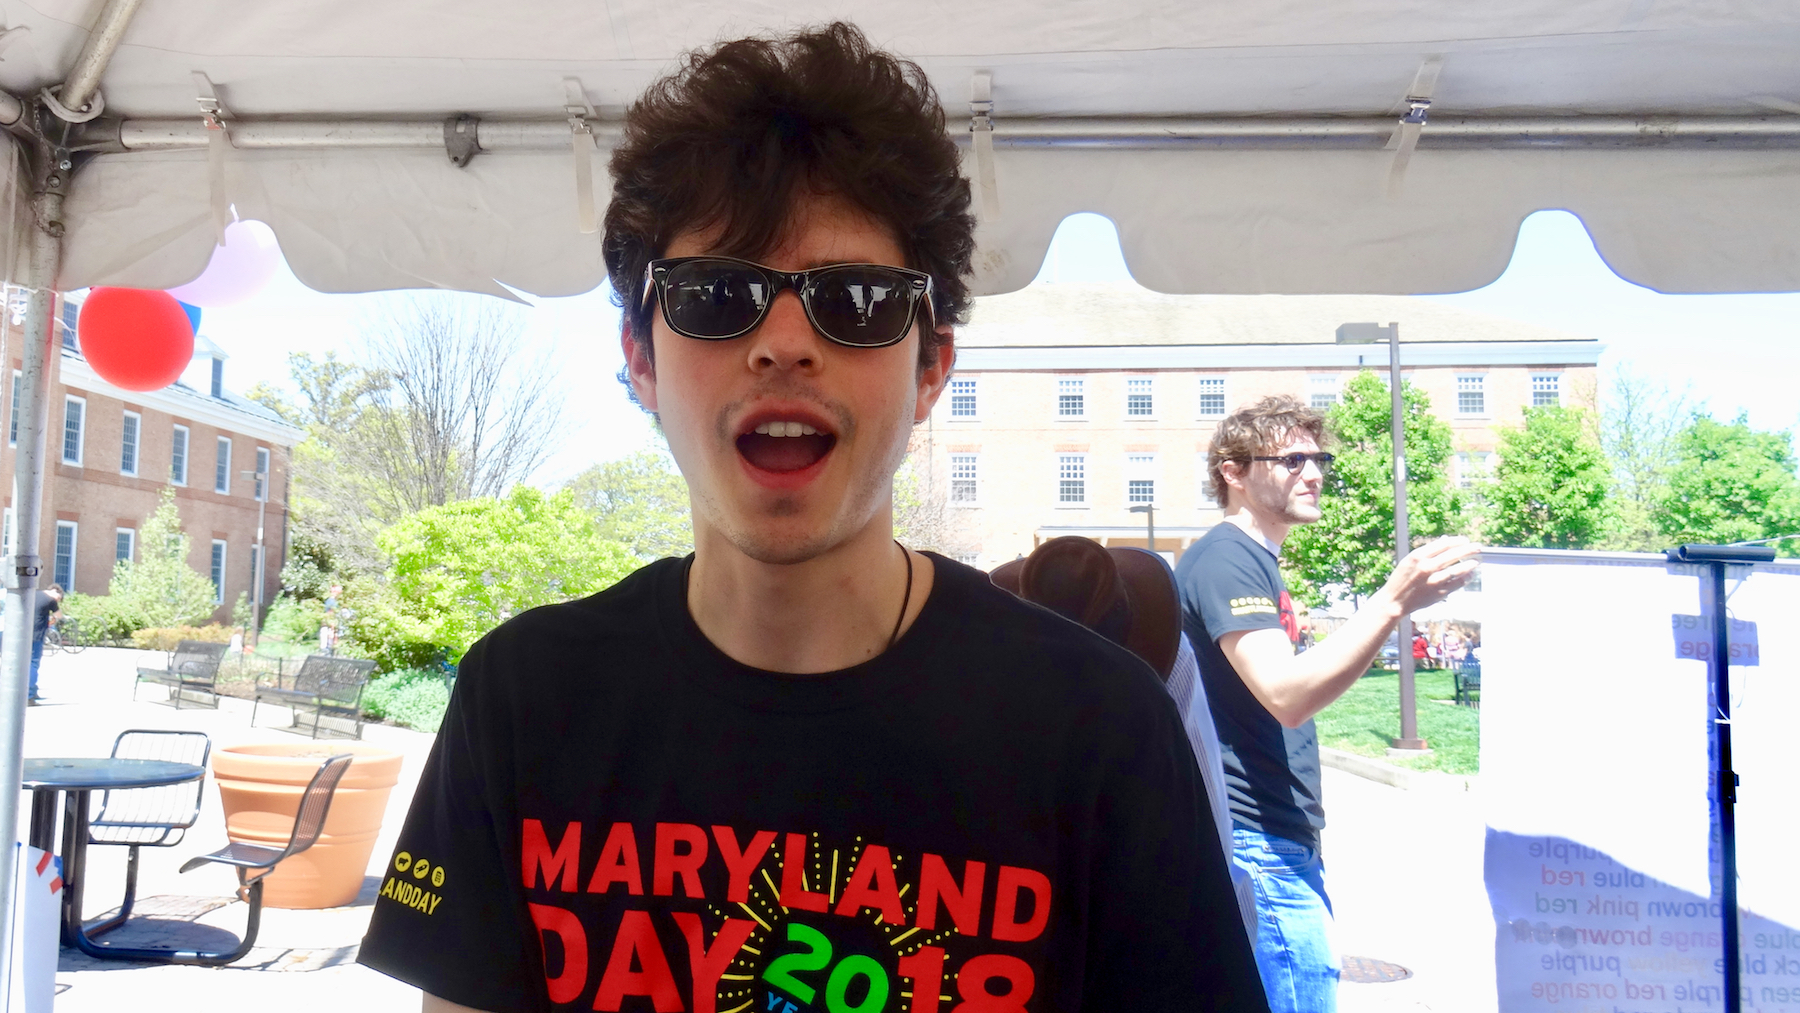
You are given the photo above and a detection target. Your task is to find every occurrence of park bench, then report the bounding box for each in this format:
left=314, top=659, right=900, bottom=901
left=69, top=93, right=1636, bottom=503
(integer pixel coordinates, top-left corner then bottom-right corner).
left=1454, top=656, right=1482, bottom=707
left=251, top=654, right=378, bottom=739
left=133, top=640, right=230, bottom=709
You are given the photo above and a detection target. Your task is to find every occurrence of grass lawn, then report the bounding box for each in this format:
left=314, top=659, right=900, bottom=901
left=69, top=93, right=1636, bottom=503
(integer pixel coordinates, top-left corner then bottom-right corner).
left=1314, top=667, right=1480, bottom=775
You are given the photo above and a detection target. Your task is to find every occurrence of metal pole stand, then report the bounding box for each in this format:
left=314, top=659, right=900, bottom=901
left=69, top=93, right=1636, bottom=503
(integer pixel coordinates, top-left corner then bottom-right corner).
left=1665, top=542, right=1775, bottom=1013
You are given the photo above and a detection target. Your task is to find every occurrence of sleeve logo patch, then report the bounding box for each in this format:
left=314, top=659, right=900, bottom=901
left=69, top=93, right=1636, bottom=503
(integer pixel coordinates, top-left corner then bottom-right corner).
left=379, top=851, right=445, bottom=913
left=1229, top=596, right=1278, bottom=616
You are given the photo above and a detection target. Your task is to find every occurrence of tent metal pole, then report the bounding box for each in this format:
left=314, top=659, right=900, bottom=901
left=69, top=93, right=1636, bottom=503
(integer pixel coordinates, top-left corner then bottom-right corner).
left=0, top=1, right=138, bottom=990
left=0, top=182, right=62, bottom=1011
left=45, top=112, right=1800, bottom=155
left=57, top=0, right=145, bottom=114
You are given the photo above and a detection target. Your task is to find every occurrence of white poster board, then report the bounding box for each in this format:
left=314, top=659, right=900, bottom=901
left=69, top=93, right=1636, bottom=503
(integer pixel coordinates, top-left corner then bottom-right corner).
left=7, top=844, right=60, bottom=1013
left=1481, top=549, right=1800, bottom=1013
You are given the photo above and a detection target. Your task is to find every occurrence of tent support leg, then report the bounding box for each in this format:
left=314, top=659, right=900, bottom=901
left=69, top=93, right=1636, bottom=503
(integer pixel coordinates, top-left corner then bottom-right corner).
left=0, top=159, right=68, bottom=1012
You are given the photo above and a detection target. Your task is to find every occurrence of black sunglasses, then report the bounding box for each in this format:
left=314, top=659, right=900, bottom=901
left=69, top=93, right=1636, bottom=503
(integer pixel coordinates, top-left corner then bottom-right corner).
left=640, top=256, right=935, bottom=349
left=1253, top=452, right=1336, bottom=472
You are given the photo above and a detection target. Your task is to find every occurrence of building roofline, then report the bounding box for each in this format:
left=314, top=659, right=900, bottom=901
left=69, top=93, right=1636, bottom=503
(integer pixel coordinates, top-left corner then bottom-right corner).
left=57, top=354, right=305, bottom=446
left=952, top=339, right=1603, bottom=372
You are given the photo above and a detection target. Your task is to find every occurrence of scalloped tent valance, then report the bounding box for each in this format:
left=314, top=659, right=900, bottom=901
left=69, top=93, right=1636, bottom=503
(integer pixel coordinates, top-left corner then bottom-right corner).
left=2, top=0, right=1797, bottom=297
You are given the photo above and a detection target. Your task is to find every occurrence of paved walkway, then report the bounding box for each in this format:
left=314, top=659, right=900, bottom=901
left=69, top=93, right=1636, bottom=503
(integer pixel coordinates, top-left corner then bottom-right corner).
left=23, top=647, right=428, bottom=1012
left=20, top=647, right=1497, bottom=1012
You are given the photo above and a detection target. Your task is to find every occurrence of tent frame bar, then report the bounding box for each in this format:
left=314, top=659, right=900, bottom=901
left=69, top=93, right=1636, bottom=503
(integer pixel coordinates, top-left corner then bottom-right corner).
left=11, top=112, right=1798, bottom=161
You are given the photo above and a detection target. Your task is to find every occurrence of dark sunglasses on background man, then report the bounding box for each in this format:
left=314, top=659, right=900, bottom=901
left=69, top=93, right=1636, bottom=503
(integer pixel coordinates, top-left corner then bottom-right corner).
left=641, top=256, right=935, bottom=348
left=1253, top=452, right=1336, bottom=472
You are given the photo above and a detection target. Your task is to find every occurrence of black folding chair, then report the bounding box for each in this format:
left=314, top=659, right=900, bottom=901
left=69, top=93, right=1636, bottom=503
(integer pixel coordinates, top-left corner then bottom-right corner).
left=84, top=730, right=212, bottom=937
left=72, top=753, right=355, bottom=966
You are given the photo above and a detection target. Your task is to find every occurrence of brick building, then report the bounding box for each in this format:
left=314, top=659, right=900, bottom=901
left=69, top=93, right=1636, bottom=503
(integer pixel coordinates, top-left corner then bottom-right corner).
left=0, top=294, right=303, bottom=624
left=918, top=285, right=1602, bottom=569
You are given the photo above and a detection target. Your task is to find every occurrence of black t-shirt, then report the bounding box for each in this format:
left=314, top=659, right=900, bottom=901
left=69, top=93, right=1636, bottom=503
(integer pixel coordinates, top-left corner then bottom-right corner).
left=31, top=591, right=59, bottom=641
left=1173, top=525, right=1324, bottom=850
left=358, top=554, right=1264, bottom=1013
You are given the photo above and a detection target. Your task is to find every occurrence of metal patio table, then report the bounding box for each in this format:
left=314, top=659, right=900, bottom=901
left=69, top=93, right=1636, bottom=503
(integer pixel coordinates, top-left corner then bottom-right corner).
left=21, top=757, right=205, bottom=956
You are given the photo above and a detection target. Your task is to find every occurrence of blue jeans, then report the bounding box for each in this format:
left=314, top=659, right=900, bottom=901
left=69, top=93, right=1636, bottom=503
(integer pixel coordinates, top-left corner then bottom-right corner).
left=29, top=637, right=43, bottom=700
left=1234, top=827, right=1339, bottom=1013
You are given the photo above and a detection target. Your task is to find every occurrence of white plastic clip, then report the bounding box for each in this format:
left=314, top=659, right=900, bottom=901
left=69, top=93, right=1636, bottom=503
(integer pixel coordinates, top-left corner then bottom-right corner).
left=1386, top=56, right=1443, bottom=198
left=564, top=78, right=598, bottom=235
left=970, top=72, right=999, bottom=221
left=194, top=71, right=233, bottom=241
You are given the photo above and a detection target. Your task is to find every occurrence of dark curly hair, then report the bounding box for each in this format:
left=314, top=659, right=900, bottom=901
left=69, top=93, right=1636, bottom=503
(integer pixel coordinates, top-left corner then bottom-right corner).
left=604, top=22, right=974, bottom=373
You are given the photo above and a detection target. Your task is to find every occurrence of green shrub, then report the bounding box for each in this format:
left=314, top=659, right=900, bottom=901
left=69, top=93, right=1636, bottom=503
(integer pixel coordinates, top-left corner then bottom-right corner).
left=337, top=576, right=439, bottom=673
left=263, top=594, right=324, bottom=645
left=131, top=624, right=236, bottom=651
left=58, top=592, right=140, bottom=645
left=361, top=667, right=451, bottom=732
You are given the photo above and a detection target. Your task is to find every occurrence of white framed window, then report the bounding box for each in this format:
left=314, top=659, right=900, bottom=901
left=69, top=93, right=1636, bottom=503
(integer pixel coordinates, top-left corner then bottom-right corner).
left=215, top=436, right=232, bottom=494
left=1308, top=375, right=1340, bottom=411
left=950, top=454, right=979, bottom=504
left=1456, top=375, right=1487, bottom=416
left=115, top=527, right=135, bottom=563
left=1126, top=378, right=1154, bottom=417
left=54, top=521, right=76, bottom=591
left=953, top=551, right=981, bottom=567
left=949, top=378, right=978, bottom=419
left=1057, top=378, right=1086, bottom=418
left=1531, top=373, right=1561, bottom=408
left=1057, top=454, right=1087, bottom=505
left=2, top=507, right=11, bottom=557
left=1456, top=452, right=1496, bottom=488
left=7, top=371, right=18, bottom=446
left=1198, top=377, right=1226, bottom=418
left=1197, top=452, right=1218, bottom=507
left=62, top=395, right=84, bottom=465
left=59, top=298, right=79, bottom=351
left=255, top=447, right=270, bottom=500
left=1127, top=453, right=1156, bottom=504
left=170, top=424, right=189, bottom=485
left=210, top=539, right=226, bottom=604
left=120, top=410, right=141, bottom=476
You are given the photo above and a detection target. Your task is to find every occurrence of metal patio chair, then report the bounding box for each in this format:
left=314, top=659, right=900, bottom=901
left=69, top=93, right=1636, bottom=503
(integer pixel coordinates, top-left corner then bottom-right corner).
left=74, top=753, right=355, bottom=966
left=84, top=729, right=212, bottom=937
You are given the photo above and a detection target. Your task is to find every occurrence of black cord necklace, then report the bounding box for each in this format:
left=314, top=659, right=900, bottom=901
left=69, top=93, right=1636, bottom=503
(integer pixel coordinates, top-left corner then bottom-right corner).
left=887, top=540, right=914, bottom=652
left=682, top=542, right=914, bottom=654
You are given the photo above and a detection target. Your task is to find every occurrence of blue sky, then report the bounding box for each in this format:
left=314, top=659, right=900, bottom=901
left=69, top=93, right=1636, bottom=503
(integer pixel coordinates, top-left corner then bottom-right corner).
left=199, top=209, right=1799, bottom=488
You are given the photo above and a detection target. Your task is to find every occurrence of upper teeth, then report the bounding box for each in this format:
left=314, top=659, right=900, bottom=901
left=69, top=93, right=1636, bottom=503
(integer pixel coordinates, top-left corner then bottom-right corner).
left=755, top=421, right=819, bottom=437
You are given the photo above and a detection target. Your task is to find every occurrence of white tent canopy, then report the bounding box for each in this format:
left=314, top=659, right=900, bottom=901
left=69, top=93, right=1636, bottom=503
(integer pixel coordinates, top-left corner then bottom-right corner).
left=0, top=0, right=1797, bottom=298
left=0, top=1, right=1795, bottom=986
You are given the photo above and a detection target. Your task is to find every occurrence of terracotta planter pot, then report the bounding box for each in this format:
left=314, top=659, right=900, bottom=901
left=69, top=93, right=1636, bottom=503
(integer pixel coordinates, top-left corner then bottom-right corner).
left=212, top=743, right=404, bottom=909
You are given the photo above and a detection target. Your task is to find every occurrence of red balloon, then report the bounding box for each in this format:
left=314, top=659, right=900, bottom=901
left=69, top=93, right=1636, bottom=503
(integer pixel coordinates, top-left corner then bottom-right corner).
left=77, top=288, right=195, bottom=392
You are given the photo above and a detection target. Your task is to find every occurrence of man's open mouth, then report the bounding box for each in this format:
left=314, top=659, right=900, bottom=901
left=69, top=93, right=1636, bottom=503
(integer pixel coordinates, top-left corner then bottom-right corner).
left=736, top=419, right=838, bottom=473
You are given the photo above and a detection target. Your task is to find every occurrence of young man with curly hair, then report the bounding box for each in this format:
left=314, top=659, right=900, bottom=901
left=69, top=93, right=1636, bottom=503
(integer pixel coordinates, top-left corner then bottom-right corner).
left=1175, top=396, right=1480, bottom=1013
left=360, top=23, right=1263, bottom=1013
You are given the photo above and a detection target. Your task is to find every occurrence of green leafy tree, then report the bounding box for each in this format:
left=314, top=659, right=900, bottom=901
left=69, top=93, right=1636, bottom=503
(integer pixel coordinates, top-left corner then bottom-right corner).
left=1598, top=364, right=1696, bottom=551
left=1485, top=406, right=1617, bottom=549
left=563, top=448, right=693, bottom=562
left=1658, top=414, right=1800, bottom=555
left=104, top=487, right=220, bottom=629
left=1284, top=372, right=1464, bottom=604
left=378, top=486, right=638, bottom=659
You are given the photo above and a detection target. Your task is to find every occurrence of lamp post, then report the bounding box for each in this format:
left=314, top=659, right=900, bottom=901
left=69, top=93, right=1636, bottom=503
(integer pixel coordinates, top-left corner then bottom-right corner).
left=1129, top=503, right=1156, bottom=553
left=240, top=462, right=268, bottom=635
left=1335, top=321, right=1427, bottom=752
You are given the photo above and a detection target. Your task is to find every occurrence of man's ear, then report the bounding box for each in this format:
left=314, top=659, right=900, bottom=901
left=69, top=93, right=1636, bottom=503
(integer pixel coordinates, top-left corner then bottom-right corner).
left=913, top=326, right=956, bottom=422
left=622, top=329, right=658, bottom=413
left=1218, top=459, right=1248, bottom=500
